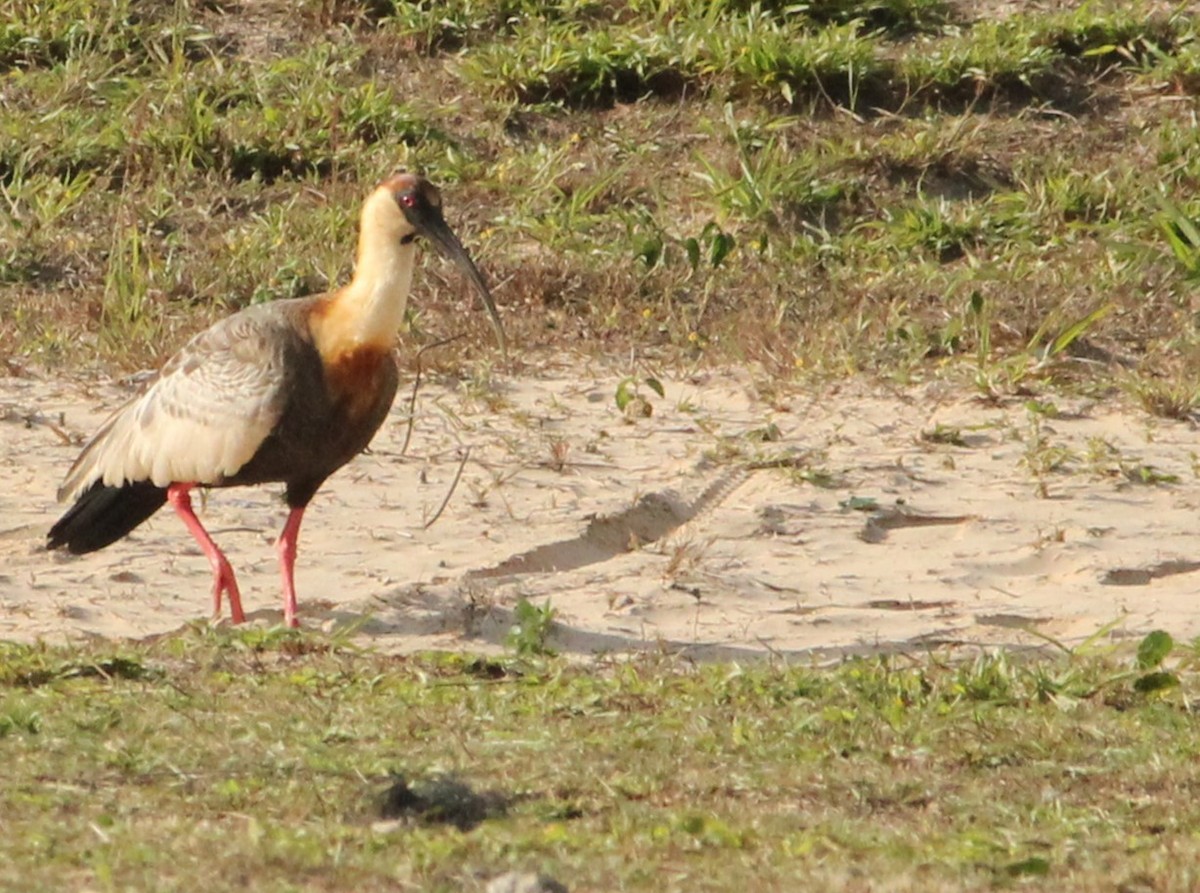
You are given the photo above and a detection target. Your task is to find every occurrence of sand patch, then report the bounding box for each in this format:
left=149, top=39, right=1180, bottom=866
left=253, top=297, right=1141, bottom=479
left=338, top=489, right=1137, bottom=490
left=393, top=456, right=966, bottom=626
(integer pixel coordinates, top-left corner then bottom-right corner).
left=2, top=359, right=1198, bottom=659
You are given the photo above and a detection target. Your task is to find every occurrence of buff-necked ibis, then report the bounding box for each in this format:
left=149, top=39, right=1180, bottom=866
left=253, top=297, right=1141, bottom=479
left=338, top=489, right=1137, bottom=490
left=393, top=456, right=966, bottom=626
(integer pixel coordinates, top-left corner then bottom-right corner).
left=47, top=173, right=505, bottom=628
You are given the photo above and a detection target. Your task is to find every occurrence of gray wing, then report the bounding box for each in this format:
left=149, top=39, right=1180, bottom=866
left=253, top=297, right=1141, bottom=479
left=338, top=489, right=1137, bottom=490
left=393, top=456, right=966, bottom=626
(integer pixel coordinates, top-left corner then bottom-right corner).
left=57, top=304, right=303, bottom=502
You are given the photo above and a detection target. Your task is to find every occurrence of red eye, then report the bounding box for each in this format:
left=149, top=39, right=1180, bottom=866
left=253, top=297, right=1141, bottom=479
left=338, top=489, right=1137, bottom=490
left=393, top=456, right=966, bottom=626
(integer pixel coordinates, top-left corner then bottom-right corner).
left=398, top=192, right=417, bottom=208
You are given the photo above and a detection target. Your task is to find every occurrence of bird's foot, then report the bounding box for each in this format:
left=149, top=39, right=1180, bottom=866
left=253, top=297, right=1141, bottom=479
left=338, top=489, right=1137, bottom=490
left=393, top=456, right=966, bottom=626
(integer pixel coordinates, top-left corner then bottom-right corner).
left=210, top=553, right=246, bottom=624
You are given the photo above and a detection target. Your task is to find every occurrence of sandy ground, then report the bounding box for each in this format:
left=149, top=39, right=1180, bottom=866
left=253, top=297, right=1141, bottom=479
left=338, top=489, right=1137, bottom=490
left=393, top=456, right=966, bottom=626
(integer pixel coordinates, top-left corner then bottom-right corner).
left=2, top=358, right=1199, bottom=661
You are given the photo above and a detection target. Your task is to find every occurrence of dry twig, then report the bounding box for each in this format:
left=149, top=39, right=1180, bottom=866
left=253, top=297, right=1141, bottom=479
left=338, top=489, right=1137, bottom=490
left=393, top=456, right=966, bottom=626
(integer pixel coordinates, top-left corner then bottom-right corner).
left=400, top=334, right=467, bottom=456
left=424, top=447, right=470, bottom=530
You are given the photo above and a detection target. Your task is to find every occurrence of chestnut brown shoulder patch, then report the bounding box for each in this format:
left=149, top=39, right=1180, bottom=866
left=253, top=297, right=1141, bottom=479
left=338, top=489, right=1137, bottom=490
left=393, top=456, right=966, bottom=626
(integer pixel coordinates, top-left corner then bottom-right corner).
left=323, top=345, right=396, bottom=425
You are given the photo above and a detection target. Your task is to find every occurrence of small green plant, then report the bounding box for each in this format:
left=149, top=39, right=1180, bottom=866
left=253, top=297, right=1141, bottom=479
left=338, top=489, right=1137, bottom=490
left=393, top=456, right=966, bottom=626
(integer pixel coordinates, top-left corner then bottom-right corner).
left=506, top=597, right=558, bottom=657
left=615, top=375, right=665, bottom=418
left=839, top=495, right=879, bottom=512
left=1024, top=399, right=1059, bottom=418
left=1026, top=302, right=1114, bottom=369
left=920, top=424, right=966, bottom=446
left=683, top=222, right=736, bottom=271
left=1020, top=412, right=1074, bottom=496
left=743, top=422, right=782, bottom=443
left=1134, top=629, right=1178, bottom=695
left=1122, top=373, right=1200, bottom=421
left=964, top=289, right=1002, bottom=396
left=894, top=200, right=987, bottom=261
left=0, top=701, right=42, bottom=737
left=1122, top=463, right=1179, bottom=486
left=1158, top=199, right=1200, bottom=275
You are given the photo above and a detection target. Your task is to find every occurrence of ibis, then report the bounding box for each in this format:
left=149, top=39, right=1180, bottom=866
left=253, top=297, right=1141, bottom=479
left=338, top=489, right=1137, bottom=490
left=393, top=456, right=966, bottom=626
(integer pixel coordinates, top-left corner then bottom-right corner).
left=48, top=173, right=505, bottom=628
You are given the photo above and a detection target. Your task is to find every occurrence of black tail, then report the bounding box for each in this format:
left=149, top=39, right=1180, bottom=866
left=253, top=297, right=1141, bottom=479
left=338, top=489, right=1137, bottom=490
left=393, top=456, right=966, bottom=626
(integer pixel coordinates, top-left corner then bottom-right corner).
left=47, top=480, right=168, bottom=555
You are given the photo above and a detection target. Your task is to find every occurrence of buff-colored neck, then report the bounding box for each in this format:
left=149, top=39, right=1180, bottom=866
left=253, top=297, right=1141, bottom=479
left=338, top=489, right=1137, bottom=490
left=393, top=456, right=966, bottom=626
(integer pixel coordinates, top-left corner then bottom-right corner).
left=314, top=189, right=416, bottom=356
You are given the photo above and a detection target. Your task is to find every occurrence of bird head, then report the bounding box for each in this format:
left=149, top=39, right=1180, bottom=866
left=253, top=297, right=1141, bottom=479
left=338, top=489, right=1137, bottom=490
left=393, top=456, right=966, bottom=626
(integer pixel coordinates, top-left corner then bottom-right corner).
left=372, top=172, right=507, bottom=358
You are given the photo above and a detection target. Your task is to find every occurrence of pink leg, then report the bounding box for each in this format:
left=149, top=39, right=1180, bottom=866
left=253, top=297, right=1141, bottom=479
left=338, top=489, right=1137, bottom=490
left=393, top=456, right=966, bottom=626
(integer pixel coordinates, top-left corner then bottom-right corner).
left=277, top=506, right=306, bottom=629
left=167, top=484, right=246, bottom=624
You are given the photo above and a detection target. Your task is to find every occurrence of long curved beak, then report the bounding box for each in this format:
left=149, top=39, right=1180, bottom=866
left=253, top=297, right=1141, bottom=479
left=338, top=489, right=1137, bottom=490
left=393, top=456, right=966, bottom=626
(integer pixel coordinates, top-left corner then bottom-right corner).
left=417, top=214, right=507, bottom=360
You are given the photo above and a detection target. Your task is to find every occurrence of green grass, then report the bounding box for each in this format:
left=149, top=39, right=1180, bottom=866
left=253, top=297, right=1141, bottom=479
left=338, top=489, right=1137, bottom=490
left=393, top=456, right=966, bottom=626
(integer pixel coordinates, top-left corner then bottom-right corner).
left=2, top=0, right=1200, bottom=396
left=3, top=630, right=1200, bottom=891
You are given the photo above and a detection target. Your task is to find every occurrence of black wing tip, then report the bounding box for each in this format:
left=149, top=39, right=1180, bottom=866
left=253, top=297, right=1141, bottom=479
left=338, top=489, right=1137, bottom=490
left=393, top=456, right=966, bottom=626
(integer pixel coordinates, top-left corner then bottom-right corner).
left=45, top=525, right=70, bottom=553
left=48, top=480, right=168, bottom=555
left=47, top=501, right=82, bottom=553
left=46, top=520, right=89, bottom=555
